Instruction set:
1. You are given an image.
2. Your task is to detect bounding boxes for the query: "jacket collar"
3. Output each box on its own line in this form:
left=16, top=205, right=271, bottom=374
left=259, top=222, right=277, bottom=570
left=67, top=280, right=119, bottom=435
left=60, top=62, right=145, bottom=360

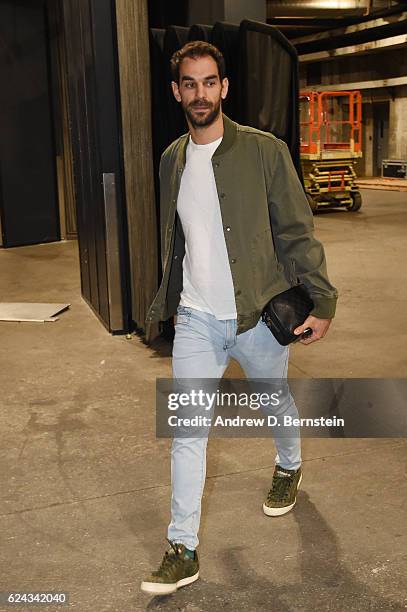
left=177, top=113, right=238, bottom=169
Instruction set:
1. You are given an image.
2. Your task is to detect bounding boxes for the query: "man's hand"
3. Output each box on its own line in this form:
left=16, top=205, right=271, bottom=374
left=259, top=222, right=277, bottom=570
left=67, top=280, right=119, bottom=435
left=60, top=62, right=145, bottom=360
left=293, top=315, right=332, bottom=345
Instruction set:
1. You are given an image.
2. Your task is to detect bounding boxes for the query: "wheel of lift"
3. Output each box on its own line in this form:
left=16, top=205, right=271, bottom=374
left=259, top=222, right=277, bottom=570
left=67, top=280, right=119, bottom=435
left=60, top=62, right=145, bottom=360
left=306, top=193, right=318, bottom=213
left=348, top=191, right=362, bottom=212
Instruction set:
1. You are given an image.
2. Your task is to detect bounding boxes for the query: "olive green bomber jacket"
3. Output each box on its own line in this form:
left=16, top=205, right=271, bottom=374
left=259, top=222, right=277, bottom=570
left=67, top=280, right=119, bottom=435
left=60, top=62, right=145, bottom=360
left=145, top=113, right=338, bottom=336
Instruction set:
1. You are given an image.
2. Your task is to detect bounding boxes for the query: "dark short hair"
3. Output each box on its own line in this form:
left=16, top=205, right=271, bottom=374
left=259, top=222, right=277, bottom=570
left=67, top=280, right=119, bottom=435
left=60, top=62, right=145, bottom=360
left=170, top=41, right=226, bottom=84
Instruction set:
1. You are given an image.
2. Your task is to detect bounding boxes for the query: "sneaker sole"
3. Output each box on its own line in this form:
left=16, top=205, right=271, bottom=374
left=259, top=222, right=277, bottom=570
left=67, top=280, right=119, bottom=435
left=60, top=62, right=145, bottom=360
left=262, top=473, right=303, bottom=517
left=140, top=570, right=199, bottom=595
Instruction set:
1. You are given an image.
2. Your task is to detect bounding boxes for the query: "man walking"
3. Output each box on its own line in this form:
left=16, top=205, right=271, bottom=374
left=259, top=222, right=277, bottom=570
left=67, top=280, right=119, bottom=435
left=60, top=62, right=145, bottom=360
left=141, top=41, right=337, bottom=595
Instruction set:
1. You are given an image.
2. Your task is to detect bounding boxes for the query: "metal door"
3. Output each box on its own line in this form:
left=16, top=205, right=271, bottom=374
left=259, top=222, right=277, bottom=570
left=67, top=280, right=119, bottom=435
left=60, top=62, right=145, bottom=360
left=373, top=102, right=389, bottom=177
left=61, top=0, right=130, bottom=332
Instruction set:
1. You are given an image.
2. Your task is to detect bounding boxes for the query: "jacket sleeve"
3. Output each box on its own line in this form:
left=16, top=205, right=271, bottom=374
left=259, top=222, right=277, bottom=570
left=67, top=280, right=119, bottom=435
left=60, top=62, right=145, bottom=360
left=265, top=138, right=338, bottom=319
left=158, top=152, right=172, bottom=270
left=158, top=156, right=166, bottom=269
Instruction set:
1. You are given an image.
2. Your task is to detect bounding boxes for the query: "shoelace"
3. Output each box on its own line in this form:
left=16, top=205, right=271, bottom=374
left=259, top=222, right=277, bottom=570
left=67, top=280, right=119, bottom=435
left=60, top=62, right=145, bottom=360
left=167, top=538, right=182, bottom=555
left=267, top=472, right=295, bottom=501
left=154, top=539, right=184, bottom=576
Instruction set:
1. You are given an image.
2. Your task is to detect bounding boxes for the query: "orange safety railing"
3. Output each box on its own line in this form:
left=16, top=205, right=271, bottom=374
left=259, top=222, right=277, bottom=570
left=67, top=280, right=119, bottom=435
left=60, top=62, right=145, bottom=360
left=300, top=90, right=362, bottom=156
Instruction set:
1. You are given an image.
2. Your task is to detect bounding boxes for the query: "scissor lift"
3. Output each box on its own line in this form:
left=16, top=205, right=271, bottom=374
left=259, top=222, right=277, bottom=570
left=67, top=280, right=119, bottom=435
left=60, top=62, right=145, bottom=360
left=300, top=90, right=363, bottom=212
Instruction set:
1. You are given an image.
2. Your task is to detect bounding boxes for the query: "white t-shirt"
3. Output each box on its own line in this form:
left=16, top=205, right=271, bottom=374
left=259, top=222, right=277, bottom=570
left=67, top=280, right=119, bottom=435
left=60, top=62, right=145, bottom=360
left=177, top=134, right=237, bottom=319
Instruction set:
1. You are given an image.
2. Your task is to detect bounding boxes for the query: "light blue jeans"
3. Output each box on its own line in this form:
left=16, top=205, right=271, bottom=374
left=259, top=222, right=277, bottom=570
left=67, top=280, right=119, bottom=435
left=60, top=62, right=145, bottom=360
left=167, top=305, right=301, bottom=550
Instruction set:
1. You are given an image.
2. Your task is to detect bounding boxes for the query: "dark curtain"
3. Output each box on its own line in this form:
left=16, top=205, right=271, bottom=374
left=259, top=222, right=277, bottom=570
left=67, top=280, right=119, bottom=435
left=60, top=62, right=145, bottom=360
left=163, top=26, right=189, bottom=145
left=211, top=22, right=240, bottom=120
left=237, top=20, right=302, bottom=177
left=188, top=24, right=213, bottom=42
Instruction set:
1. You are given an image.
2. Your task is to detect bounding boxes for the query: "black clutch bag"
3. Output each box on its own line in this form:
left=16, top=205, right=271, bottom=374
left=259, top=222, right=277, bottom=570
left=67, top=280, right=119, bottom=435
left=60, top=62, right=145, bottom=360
left=261, top=284, right=314, bottom=346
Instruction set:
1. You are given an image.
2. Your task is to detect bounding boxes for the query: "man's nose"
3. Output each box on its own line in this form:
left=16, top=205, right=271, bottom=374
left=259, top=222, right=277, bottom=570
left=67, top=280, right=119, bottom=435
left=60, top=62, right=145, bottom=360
left=196, top=83, right=205, bottom=98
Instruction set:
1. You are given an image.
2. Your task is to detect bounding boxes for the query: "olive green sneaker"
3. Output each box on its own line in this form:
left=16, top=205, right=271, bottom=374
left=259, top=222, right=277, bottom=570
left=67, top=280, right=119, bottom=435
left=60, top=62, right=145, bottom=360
left=140, top=540, right=199, bottom=595
left=263, top=465, right=302, bottom=517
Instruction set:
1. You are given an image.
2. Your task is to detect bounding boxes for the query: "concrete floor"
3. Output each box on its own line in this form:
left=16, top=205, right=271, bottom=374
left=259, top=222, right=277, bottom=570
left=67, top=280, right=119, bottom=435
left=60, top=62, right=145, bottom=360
left=0, top=189, right=406, bottom=611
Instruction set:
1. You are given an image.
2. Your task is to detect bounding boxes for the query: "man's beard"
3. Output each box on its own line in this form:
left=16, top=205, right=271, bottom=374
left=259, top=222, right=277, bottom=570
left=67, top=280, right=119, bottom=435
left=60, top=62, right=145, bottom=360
left=183, top=98, right=221, bottom=128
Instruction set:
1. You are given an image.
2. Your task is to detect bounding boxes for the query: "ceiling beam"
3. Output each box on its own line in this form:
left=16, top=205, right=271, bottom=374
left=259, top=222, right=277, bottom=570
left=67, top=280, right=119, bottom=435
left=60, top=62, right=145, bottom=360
left=305, top=76, right=407, bottom=90
left=299, top=33, right=407, bottom=62
left=293, top=11, right=407, bottom=43
left=267, top=0, right=369, bottom=18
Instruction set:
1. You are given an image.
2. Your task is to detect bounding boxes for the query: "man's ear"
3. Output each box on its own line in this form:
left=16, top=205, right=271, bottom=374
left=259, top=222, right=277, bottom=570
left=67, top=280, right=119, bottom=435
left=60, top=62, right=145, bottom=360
left=221, top=77, right=229, bottom=100
left=171, top=80, right=182, bottom=103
